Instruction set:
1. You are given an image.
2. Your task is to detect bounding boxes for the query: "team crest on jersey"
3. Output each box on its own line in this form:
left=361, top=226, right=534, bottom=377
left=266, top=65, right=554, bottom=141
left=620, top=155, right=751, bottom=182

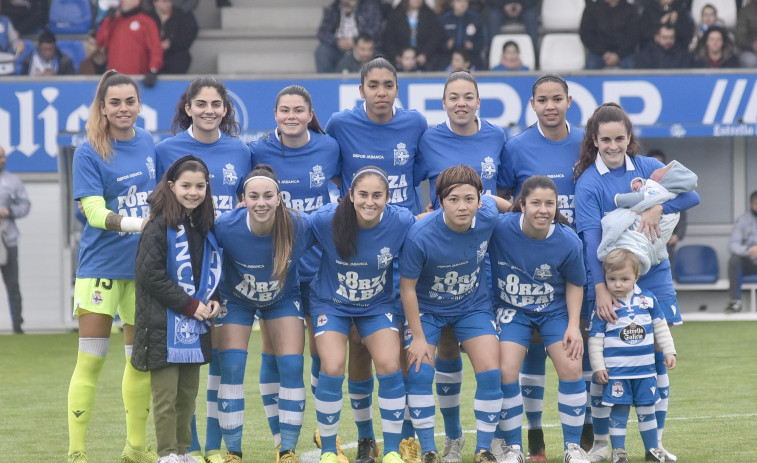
left=533, top=264, right=553, bottom=281
left=146, top=156, right=156, bottom=179
left=477, top=241, right=488, bottom=264
left=217, top=300, right=228, bottom=319
left=377, top=247, right=393, bottom=269
left=223, top=163, right=238, bottom=186
left=611, top=381, right=624, bottom=398
left=317, top=314, right=328, bottom=327
left=91, top=290, right=103, bottom=305
left=638, top=295, right=652, bottom=309
left=480, top=156, right=496, bottom=179
left=403, top=326, right=412, bottom=341
left=393, top=142, right=409, bottom=166
left=309, top=164, right=326, bottom=188
left=620, top=322, right=646, bottom=344
left=175, top=318, right=200, bottom=345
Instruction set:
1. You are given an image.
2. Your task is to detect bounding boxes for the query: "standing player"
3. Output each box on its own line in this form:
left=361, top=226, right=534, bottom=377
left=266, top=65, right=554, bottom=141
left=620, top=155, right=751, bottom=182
left=574, top=103, right=699, bottom=462
left=155, top=76, right=251, bottom=463
left=250, top=84, right=340, bottom=454
left=401, top=165, right=508, bottom=463
left=488, top=175, right=589, bottom=463
left=416, top=68, right=507, bottom=463
left=310, top=166, right=415, bottom=463
left=497, top=74, right=590, bottom=461
left=325, top=56, right=428, bottom=462
left=213, top=165, right=314, bottom=463
left=67, top=70, right=157, bottom=463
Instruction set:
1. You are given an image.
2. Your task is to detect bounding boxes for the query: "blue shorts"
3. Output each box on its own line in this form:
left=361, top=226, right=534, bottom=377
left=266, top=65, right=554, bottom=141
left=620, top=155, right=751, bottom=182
left=657, top=297, right=683, bottom=326
left=601, top=376, right=660, bottom=406
left=403, top=310, right=497, bottom=348
left=496, top=308, right=568, bottom=348
left=313, top=312, right=399, bottom=338
left=216, top=293, right=305, bottom=326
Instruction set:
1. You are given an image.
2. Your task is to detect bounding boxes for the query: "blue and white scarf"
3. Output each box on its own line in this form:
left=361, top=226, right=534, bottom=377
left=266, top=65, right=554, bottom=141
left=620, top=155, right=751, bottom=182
left=166, top=223, right=222, bottom=363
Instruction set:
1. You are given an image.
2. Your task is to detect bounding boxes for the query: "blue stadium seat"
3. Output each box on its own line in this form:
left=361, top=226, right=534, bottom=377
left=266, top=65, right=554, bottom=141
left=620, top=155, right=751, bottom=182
left=674, top=245, right=719, bottom=284
left=49, top=0, right=94, bottom=35
left=14, top=39, right=35, bottom=75
left=56, top=39, right=87, bottom=73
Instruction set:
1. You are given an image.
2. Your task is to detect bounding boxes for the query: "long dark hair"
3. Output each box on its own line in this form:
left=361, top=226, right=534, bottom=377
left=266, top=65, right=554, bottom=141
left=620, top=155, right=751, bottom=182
left=150, top=155, right=215, bottom=235
left=510, top=175, right=570, bottom=227
left=694, top=25, right=735, bottom=63
left=332, top=166, right=390, bottom=261
left=574, top=102, right=640, bottom=180
left=171, top=76, right=240, bottom=137
left=265, top=85, right=324, bottom=157
left=242, top=164, right=295, bottom=284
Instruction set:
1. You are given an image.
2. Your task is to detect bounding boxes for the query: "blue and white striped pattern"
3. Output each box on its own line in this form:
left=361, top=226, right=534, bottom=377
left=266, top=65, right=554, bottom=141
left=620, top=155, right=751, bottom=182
left=259, top=353, right=281, bottom=447
left=378, top=370, right=406, bottom=453
left=218, top=349, right=248, bottom=453
left=407, top=363, right=437, bottom=453
left=558, top=379, right=586, bottom=447
left=277, top=354, right=306, bottom=451
left=315, top=373, right=345, bottom=454
left=473, top=369, right=504, bottom=452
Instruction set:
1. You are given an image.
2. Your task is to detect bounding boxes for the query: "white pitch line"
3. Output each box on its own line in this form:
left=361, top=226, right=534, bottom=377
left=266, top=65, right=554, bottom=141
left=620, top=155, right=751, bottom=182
left=300, top=413, right=757, bottom=463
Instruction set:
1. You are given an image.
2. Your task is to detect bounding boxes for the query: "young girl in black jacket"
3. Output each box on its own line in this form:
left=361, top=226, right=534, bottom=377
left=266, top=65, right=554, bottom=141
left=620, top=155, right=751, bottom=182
left=132, top=155, right=221, bottom=463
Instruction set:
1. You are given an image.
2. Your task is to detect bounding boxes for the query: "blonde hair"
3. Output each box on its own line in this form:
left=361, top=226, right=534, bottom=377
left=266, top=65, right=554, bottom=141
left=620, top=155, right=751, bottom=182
left=85, top=70, right=140, bottom=161
left=602, top=248, right=640, bottom=278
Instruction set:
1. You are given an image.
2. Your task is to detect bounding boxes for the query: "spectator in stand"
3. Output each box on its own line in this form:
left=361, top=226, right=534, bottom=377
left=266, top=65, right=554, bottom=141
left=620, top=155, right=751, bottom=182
left=78, top=35, right=108, bottom=75
left=382, top=0, right=443, bottom=71
left=689, top=3, right=726, bottom=51
left=736, top=0, right=757, bottom=67
left=0, top=0, right=48, bottom=35
left=638, top=0, right=694, bottom=50
left=397, top=46, right=420, bottom=71
left=445, top=47, right=473, bottom=71
left=635, top=23, right=691, bottom=68
left=0, top=13, right=25, bottom=58
left=724, top=190, right=757, bottom=313
left=579, top=0, right=639, bottom=70
left=438, top=0, right=485, bottom=70
left=315, top=0, right=383, bottom=73
left=491, top=39, right=528, bottom=70
left=335, top=32, right=376, bottom=72
left=96, top=0, right=163, bottom=84
left=149, top=0, right=198, bottom=74
left=20, top=28, right=75, bottom=76
left=691, top=24, right=739, bottom=68
left=484, top=0, right=538, bottom=60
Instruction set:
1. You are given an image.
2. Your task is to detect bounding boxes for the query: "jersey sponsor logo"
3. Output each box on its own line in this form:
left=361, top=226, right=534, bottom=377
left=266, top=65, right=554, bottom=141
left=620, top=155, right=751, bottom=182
left=281, top=191, right=324, bottom=212
left=310, top=164, right=326, bottom=188
left=497, top=274, right=554, bottom=310
left=430, top=268, right=480, bottom=299
left=612, top=381, right=624, bottom=398
left=234, top=274, right=281, bottom=302
left=317, top=314, right=328, bottom=327
left=146, top=156, right=156, bottom=179
left=223, top=163, right=238, bottom=186
left=533, top=264, right=553, bottom=281
left=393, top=142, right=409, bottom=166
left=213, top=195, right=235, bottom=215
left=117, top=184, right=151, bottom=230
left=619, top=322, right=646, bottom=345
left=336, top=270, right=387, bottom=302
left=477, top=241, right=487, bottom=264
left=387, top=174, right=409, bottom=204
left=480, top=156, right=495, bottom=179
left=91, top=290, right=103, bottom=305
left=377, top=247, right=393, bottom=269
left=175, top=317, right=200, bottom=345
left=557, top=194, right=575, bottom=224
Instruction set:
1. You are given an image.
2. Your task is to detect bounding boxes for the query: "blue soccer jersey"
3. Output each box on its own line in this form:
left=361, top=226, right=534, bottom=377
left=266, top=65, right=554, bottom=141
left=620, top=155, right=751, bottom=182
left=488, top=212, right=586, bottom=314
left=214, top=207, right=313, bottom=310
left=400, top=195, right=498, bottom=316
left=325, top=103, right=427, bottom=213
left=499, top=123, right=584, bottom=225
left=418, top=119, right=506, bottom=209
left=309, top=203, right=416, bottom=317
left=250, top=129, right=341, bottom=282
left=575, top=155, right=699, bottom=301
left=589, top=286, right=666, bottom=379
left=73, top=127, right=157, bottom=279
left=155, top=128, right=251, bottom=216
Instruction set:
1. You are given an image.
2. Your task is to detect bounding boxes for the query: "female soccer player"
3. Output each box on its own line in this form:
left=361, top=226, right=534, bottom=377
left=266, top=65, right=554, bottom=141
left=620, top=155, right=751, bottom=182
left=155, top=76, right=251, bottom=462
left=310, top=166, right=415, bottom=463
left=67, top=70, right=157, bottom=463
left=401, top=165, right=509, bottom=463
left=416, top=68, right=507, bottom=462
left=574, top=102, right=700, bottom=462
left=250, top=84, right=340, bottom=451
left=488, top=175, right=588, bottom=463
left=213, top=165, right=313, bottom=463
left=497, top=74, right=590, bottom=460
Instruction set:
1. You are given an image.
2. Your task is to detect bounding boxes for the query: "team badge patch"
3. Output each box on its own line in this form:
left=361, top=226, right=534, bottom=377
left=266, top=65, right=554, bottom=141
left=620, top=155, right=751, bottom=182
left=620, top=322, right=646, bottom=345
left=175, top=318, right=200, bottom=345
left=146, top=156, right=156, bottom=179
left=393, top=142, right=409, bottom=166
left=317, top=314, right=328, bottom=327
left=91, top=290, right=103, bottom=305
left=638, top=295, right=652, bottom=309
left=612, top=381, right=624, bottom=398
left=533, top=264, right=553, bottom=281
left=129, top=20, right=140, bottom=31
left=477, top=241, right=488, bottom=264
left=377, top=247, right=393, bottom=269
left=403, top=326, right=412, bottom=341
left=217, top=302, right=228, bottom=319
left=480, top=156, right=496, bottom=179
left=309, top=164, right=326, bottom=188
left=223, top=163, right=238, bottom=186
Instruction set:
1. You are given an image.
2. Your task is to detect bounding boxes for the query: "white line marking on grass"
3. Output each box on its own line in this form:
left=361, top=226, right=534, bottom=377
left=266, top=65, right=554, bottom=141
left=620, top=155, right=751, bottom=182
left=300, top=413, right=757, bottom=462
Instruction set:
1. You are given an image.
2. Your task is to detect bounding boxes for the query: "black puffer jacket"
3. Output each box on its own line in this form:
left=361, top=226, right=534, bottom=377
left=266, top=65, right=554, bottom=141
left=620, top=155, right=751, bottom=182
left=132, top=214, right=212, bottom=372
